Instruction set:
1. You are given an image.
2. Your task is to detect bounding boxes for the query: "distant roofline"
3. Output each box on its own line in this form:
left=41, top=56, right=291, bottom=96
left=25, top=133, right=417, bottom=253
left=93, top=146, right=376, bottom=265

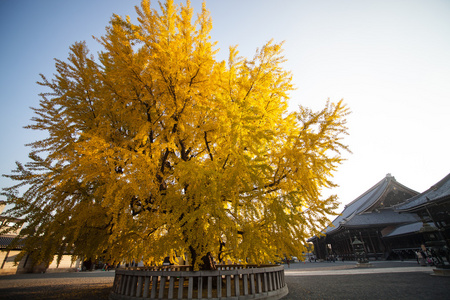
left=395, top=172, right=450, bottom=212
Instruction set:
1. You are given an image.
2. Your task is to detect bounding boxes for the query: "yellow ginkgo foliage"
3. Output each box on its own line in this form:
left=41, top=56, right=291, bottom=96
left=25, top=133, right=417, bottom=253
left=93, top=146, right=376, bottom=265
left=2, top=0, right=349, bottom=270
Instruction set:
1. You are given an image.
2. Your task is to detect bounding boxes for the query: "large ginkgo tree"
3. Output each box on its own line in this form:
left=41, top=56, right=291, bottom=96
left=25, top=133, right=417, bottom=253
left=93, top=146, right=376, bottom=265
left=2, top=0, right=349, bottom=270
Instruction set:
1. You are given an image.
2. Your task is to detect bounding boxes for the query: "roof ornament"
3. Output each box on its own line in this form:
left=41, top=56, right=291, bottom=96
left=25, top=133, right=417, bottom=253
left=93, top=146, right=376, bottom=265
left=386, top=173, right=396, bottom=180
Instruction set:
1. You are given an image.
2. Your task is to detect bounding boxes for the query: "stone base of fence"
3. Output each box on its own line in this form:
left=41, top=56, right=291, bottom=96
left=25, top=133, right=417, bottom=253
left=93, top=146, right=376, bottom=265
left=109, top=264, right=288, bottom=300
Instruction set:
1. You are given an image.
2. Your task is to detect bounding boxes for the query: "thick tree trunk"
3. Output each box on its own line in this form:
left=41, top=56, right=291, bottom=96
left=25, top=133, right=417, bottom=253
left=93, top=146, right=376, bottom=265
left=189, top=246, right=216, bottom=270
left=201, top=252, right=216, bottom=270
left=189, top=248, right=217, bottom=287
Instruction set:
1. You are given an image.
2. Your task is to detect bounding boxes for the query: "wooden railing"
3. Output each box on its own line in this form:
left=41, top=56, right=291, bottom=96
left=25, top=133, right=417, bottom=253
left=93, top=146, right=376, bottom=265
left=109, top=264, right=288, bottom=300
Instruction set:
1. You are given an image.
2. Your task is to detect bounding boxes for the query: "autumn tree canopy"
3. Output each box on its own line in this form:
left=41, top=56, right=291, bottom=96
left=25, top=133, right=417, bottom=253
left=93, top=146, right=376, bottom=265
left=2, top=0, right=349, bottom=269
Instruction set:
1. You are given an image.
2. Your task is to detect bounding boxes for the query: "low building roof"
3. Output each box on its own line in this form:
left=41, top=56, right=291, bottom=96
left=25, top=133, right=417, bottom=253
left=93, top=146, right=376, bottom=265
left=343, top=210, right=419, bottom=228
left=395, top=173, right=450, bottom=212
left=383, top=221, right=435, bottom=238
left=0, top=234, right=24, bottom=250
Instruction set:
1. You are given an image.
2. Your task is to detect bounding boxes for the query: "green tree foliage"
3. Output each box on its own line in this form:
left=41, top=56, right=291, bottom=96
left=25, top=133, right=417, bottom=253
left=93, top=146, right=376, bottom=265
left=2, top=0, right=350, bottom=269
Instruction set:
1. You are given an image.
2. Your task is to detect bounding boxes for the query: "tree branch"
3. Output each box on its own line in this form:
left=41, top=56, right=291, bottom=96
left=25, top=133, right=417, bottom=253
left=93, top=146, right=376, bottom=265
left=204, top=131, right=213, bottom=161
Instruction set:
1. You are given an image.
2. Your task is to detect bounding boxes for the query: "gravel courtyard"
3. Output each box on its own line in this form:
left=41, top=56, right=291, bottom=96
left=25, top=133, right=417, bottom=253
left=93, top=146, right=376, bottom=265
left=1, top=261, right=449, bottom=299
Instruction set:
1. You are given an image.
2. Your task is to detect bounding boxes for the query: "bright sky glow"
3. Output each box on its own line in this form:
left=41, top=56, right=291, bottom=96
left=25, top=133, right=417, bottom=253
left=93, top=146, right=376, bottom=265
left=1, top=0, right=449, bottom=210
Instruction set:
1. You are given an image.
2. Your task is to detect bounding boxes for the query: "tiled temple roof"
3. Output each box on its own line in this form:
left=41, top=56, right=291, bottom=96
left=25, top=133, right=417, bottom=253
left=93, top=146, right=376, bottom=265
left=309, top=174, right=418, bottom=241
left=342, top=209, right=419, bottom=228
left=395, top=172, right=450, bottom=212
left=382, top=221, right=431, bottom=238
left=0, top=234, right=24, bottom=249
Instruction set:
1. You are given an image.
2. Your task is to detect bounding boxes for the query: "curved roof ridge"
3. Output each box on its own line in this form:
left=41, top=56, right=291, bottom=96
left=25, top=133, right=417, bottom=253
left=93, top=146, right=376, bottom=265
left=361, top=176, right=419, bottom=213
left=344, top=174, right=390, bottom=209
left=391, top=177, right=420, bottom=195
left=321, top=174, right=391, bottom=235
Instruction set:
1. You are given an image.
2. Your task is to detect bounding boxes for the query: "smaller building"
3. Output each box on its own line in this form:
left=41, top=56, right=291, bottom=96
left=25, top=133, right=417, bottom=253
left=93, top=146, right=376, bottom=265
left=0, top=201, right=27, bottom=275
left=308, top=174, right=420, bottom=260
left=0, top=201, right=81, bottom=274
left=394, top=173, right=450, bottom=262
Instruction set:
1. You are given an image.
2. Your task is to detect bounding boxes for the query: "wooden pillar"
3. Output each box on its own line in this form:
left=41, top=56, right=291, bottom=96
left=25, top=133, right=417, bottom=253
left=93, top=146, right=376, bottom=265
left=377, top=229, right=388, bottom=255
left=348, top=232, right=354, bottom=259
left=346, top=237, right=352, bottom=254
left=359, top=231, right=368, bottom=253
left=368, top=231, right=377, bottom=254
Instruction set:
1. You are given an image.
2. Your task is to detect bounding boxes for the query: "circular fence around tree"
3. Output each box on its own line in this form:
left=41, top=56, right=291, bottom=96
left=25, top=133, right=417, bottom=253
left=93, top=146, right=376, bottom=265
left=109, top=264, right=288, bottom=300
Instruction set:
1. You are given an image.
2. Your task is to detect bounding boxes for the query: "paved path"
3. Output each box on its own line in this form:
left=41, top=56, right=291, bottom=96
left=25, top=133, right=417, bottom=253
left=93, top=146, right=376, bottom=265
left=282, top=261, right=450, bottom=299
left=283, top=260, right=434, bottom=276
left=0, top=261, right=449, bottom=299
left=0, top=270, right=115, bottom=300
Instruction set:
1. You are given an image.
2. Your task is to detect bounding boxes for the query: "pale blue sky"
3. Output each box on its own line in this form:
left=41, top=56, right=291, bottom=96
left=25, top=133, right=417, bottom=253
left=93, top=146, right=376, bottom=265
left=1, top=0, right=449, bottom=209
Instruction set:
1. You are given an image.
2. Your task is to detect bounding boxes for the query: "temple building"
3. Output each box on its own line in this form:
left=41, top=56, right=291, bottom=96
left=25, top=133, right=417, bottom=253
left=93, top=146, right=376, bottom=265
left=308, top=174, right=420, bottom=260
left=392, top=173, right=450, bottom=262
